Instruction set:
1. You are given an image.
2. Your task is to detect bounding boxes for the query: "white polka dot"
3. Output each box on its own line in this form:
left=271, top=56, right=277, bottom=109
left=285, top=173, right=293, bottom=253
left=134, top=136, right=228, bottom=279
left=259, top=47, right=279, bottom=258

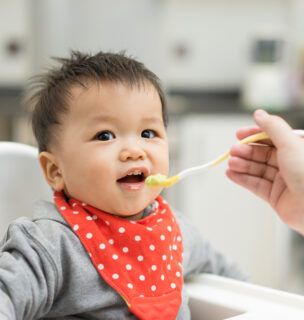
left=88, top=252, right=92, bottom=257
left=118, top=227, right=125, bottom=233
left=151, top=285, right=157, bottom=292
left=72, top=203, right=77, bottom=207
left=127, top=283, right=133, bottom=289
left=134, top=235, right=141, bottom=241
left=72, top=211, right=79, bottom=214
left=161, top=209, right=166, bottom=214
left=60, top=206, right=66, bottom=210
left=112, top=254, right=119, bottom=260
left=108, top=239, right=114, bottom=245
left=86, top=233, right=93, bottom=239
left=86, top=216, right=93, bottom=220
left=149, top=245, right=155, bottom=251
left=161, top=274, right=165, bottom=281
left=112, top=273, right=119, bottom=279
left=98, top=264, right=104, bottom=270
left=73, top=224, right=79, bottom=231
left=151, top=265, right=157, bottom=271
left=146, top=227, right=153, bottom=231
left=122, top=247, right=129, bottom=253
left=92, top=215, right=98, bottom=220
left=139, top=294, right=144, bottom=297
left=169, top=245, right=172, bottom=251
left=99, top=243, right=106, bottom=250
left=82, top=202, right=87, bottom=206
left=171, top=283, right=176, bottom=289
left=162, top=254, right=167, bottom=261
left=157, top=218, right=163, bottom=223
left=176, top=271, right=181, bottom=277
left=160, top=235, right=165, bottom=241
left=139, top=275, right=145, bottom=281
left=172, top=244, right=178, bottom=251
left=105, top=220, right=110, bottom=226
left=177, top=236, right=182, bottom=242
left=167, top=264, right=171, bottom=270
left=137, top=255, right=144, bottom=262
left=126, top=264, right=132, bottom=270
left=167, top=226, right=172, bottom=232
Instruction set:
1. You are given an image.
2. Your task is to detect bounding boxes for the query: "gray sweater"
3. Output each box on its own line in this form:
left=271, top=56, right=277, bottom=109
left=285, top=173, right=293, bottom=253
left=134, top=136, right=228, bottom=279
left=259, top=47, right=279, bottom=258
left=0, top=201, right=246, bottom=320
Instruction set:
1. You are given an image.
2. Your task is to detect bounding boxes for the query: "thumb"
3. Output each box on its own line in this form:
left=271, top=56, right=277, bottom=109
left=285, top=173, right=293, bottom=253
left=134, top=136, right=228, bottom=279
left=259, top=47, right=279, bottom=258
left=254, top=109, right=295, bottom=149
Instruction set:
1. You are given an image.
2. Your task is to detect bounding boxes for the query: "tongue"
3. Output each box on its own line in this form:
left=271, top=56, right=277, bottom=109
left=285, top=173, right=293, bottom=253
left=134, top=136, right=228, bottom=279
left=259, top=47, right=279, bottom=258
left=118, top=175, right=143, bottom=183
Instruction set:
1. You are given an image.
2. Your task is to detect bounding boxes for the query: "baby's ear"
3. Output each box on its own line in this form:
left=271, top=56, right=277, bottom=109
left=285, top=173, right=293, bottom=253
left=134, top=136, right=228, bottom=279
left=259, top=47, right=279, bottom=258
left=39, top=151, right=65, bottom=191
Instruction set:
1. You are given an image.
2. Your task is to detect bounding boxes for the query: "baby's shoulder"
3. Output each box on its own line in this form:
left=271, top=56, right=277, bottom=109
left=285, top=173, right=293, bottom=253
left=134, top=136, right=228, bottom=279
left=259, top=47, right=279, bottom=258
left=3, top=200, right=78, bottom=253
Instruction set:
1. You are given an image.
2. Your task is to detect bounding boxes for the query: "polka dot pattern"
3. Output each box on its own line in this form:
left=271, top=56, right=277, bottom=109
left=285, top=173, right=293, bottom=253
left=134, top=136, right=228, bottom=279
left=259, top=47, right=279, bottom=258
left=54, top=191, right=183, bottom=320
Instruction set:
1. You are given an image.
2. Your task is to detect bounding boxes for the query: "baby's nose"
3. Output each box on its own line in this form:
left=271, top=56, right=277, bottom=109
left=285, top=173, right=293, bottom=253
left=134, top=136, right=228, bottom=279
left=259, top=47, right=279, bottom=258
left=119, top=147, right=146, bottom=162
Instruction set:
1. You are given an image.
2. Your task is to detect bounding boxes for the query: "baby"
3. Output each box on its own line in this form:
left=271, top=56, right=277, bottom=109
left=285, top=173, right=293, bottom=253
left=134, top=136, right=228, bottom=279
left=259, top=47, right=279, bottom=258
left=0, top=51, right=246, bottom=319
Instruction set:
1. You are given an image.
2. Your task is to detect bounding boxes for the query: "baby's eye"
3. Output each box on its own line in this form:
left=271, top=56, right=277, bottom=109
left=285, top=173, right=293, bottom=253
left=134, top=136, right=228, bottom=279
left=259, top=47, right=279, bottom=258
left=141, top=129, right=156, bottom=139
left=95, top=130, right=115, bottom=141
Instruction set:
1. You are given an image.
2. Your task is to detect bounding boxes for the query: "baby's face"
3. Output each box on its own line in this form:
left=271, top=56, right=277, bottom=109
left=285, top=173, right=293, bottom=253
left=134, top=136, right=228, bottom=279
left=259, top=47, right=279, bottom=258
left=52, top=81, right=169, bottom=218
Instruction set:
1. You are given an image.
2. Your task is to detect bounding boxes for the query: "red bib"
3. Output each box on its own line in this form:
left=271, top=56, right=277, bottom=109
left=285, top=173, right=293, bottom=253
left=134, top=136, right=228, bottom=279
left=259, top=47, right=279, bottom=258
left=54, top=191, right=184, bottom=320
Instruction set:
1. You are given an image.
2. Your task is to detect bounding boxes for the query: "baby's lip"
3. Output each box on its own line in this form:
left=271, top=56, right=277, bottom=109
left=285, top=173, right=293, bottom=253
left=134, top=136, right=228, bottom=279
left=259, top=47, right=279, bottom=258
left=117, top=167, right=150, bottom=181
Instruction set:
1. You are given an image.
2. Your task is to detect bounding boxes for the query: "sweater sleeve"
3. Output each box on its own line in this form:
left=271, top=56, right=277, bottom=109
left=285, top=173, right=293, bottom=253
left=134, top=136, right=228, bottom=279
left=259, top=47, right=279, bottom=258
left=0, top=219, right=62, bottom=320
left=175, top=210, right=248, bottom=281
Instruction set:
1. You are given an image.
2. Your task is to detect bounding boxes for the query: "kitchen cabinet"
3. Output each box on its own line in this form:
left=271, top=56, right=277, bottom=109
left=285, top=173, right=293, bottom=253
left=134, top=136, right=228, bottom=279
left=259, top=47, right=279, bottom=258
left=0, top=0, right=33, bottom=86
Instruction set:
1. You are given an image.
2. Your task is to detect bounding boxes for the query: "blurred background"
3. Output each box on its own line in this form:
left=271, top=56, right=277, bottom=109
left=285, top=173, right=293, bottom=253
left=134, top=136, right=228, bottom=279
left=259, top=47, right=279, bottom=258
left=1, top=0, right=304, bottom=295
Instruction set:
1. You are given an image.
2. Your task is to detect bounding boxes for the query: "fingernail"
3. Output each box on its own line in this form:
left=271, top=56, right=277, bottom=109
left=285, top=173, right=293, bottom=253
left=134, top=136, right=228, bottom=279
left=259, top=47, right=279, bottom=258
left=255, top=109, right=268, bottom=118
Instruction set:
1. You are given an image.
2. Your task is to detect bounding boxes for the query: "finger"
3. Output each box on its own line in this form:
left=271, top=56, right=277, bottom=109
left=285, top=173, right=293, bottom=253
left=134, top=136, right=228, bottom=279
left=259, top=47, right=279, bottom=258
left=226, top=169, right=272, bottom=202
left=254, top=109, right=297, bottom=149
left=228, top=157, right=278, bottom=182
left=234, top=126, right=274, bottom=146
left=230, top=143, right=278, bottom=167
left=235, top=126, right=261, bottom=140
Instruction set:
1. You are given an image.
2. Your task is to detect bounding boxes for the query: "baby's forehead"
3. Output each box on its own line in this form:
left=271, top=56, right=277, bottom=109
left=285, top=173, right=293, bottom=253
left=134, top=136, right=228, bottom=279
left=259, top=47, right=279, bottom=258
left=64, top=80, right=161, bottom=117
left=67, top=80, right=158, bottom=106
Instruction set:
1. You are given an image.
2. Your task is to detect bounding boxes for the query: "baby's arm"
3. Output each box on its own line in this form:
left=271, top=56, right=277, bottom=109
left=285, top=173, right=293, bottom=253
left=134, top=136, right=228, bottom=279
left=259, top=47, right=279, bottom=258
left=175, top=210, right=248, bottom=281
left=0, top=219, right=60, bottom=320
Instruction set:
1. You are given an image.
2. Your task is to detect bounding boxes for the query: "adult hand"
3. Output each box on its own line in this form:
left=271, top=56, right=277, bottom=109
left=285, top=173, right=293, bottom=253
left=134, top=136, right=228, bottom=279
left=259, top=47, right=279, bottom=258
left=226, top=109, right=304, bottom=235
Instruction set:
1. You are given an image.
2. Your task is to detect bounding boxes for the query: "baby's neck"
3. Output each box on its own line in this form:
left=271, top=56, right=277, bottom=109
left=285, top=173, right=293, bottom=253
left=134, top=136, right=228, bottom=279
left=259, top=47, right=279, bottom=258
left=115, top=200, right=158, bottom=221
left=123, top=211, right=144, bottom=221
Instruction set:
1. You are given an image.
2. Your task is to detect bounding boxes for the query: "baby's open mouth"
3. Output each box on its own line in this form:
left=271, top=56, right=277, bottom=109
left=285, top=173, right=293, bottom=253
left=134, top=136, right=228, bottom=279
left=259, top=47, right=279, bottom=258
left=117, top=170, right=146, bottom=184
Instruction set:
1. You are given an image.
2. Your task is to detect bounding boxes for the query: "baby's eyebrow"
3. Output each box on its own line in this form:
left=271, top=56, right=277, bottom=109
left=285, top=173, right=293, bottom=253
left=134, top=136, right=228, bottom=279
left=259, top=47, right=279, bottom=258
left=141, top=117, right=163, bottom=125
left=88, top=115, right=116, bottom=125
left=88, top=115, right=163, bottom=126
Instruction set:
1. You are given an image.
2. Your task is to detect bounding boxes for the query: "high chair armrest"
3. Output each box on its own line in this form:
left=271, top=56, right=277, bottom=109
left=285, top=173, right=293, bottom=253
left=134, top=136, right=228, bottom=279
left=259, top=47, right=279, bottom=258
left=186, top=274, right=304, bottom=320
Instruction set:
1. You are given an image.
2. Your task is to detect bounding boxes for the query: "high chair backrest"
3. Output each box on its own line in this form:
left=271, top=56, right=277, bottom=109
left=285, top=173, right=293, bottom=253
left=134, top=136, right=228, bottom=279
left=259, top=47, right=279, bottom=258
left=0, top=142, right=52, bottom=237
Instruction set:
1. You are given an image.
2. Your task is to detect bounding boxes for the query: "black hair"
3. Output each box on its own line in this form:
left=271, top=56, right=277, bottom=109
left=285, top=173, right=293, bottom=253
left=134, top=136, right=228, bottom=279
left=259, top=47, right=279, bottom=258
left=28, top=51, right=168, bottom=152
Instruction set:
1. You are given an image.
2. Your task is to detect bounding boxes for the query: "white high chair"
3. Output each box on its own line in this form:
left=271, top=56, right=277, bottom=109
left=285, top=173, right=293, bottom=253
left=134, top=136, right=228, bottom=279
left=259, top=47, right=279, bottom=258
left=1, top=142, right=304, bottom=319
left=0, top=141, right=52, bottom=237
